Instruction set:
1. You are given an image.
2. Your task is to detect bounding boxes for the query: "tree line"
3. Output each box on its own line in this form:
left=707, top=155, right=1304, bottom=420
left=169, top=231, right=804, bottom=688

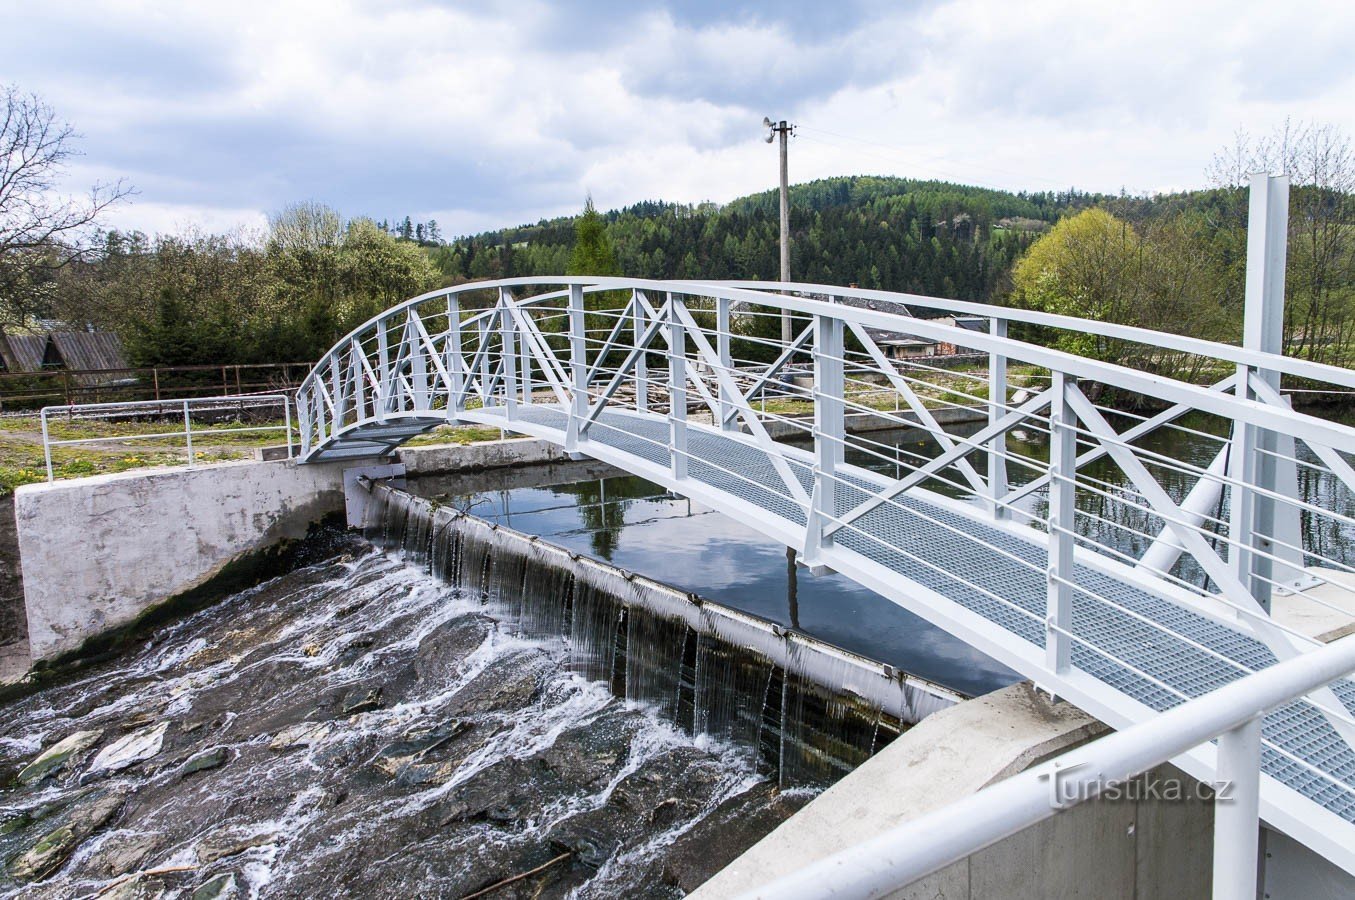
left=2, top=82, right=1351, bottom=377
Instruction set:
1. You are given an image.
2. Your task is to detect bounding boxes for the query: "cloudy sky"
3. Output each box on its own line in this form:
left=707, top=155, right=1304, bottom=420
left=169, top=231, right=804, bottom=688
left=5, top=0, right=1353, bottom=238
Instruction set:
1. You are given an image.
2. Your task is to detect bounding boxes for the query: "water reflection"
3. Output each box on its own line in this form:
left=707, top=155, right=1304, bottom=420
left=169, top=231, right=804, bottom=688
left=412, top=465, right=1019, bottom=698
left=409, top=409, right=1354, bottom=698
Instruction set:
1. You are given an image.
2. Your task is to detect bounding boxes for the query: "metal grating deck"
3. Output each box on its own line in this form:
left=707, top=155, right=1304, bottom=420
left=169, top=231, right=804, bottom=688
left=480, top=403, right=1355, bottom=825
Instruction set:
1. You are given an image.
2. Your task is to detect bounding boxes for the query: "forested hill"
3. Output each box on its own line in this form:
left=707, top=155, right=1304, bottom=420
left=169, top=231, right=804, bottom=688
left=432, top=176, right=1108, bottom=304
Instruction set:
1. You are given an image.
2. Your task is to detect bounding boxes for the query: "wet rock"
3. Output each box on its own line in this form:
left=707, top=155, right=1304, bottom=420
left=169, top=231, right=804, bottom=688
left=181, top=747, right=229, bottom=775
left=96, top=874, right=166, bottom=899
left=191, top=872, right=239, bottom=900
left=8, top=789, right=125, bottom=881
left=0, top=810, right=31, bottom=836
left=8, top=824, right=76, bottom=881
left=268, top=721, right=330, bottom=751
left=540, top=708, right=643, bottom=788
left=197, top=827, right=280, bottom=863
left=549, top=828, right=616, bottom=869
left=83, top=829, right=161, bottom=878
left=660, top=781, right=811, bottom=893
left=16, top=729, right=103, bottom=785
left=444, top=650, right=551, bottom=716
left=372, top=721, right=469, bottom=778
left=341, top=687, right=382, bottom=715
left=88, top=723, right=168, bottom=776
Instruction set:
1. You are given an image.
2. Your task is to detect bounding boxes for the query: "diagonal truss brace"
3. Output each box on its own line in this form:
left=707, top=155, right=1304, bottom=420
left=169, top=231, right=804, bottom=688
left=1064, top=385, right=1355, bottom=750
left=671, top=300, right=811, bottom=508
left=846, top=322, right=990, bottom=499
left=824, top=387, right=1056, bottom=538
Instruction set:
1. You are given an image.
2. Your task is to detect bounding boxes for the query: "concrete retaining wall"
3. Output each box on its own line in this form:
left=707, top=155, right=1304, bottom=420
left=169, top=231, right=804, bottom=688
left=11, top=437, right=567, bottom=665
left=16, top=459, right=351, bottom=662
left=694, top=682, right=1215, bottom=900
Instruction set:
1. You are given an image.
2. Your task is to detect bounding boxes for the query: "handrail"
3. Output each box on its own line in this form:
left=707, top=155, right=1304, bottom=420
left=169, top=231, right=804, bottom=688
left=737, top=632, right=1355, bottom=900
left=294, top=269, right=1355, bottom=871
left=297, top=279, right=1355, bottom=455
left=687, top=278, right=1355, bottom=391
left=297, top=276, right=1355, bottom=398
left=40, top=393, right=294, bottom=482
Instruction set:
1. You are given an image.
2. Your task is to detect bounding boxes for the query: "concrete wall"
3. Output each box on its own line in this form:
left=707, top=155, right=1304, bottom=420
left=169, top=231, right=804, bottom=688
left=12, top=437, right=567, bottom=665
left=16, top=458, right=351, bottom=662
left=695, top=682, right=1215, bottom=900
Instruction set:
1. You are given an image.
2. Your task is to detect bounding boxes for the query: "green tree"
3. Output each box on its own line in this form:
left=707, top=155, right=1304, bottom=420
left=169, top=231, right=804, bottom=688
left=567, top=197, right=619, bottom=277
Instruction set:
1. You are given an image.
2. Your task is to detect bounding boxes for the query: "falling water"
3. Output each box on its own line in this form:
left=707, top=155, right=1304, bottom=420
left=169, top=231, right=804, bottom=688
left=360, top=480, right=959, bottom=785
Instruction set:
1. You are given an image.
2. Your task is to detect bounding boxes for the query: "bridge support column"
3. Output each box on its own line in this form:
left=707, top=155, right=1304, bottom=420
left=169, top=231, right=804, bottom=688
left=477, top=316, right=492, bottom=411
left=1231, top=173, right=1305, bottom=610
left=1046, top=372, right=1077, bottom=675
left=668, top=294, right=688, bottom=480
left=634, top=292, right=648, bottom=414
left=565, top=284, right=586, bottom=454
left=446, top=293, right=466, bottom=418
left=1213, top=715, right=1261, bottom=900
left=803, top=314, right=843, bottom=575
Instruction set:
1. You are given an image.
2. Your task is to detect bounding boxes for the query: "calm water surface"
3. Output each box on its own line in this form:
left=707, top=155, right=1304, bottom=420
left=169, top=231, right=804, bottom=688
left=410, top=411, right=1355, bottom=699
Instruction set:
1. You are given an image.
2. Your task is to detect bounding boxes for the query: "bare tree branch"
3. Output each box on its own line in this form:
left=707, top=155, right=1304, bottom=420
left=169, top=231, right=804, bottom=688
left=0, top=85, right=134, bottom=329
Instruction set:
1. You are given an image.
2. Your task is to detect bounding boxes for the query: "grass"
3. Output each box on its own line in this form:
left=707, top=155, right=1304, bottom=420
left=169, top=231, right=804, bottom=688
left=750, top=366, right=1046, bottom=418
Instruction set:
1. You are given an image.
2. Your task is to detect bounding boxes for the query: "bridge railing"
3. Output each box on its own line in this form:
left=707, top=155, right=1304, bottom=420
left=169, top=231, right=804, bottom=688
left=297, top=273, right=1355, bottom=649
left=296, top=218, right=1355, bottom=860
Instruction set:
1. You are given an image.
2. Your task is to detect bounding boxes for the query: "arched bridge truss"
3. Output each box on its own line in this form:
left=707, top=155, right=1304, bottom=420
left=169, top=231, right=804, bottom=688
left=295, top=275, right=1355, bottom=872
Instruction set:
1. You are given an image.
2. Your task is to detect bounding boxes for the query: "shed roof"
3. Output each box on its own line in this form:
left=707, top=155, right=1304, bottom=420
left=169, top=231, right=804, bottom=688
left=0, top=335, right=50, bottom=373
left=49, top=331, right=129, bottom=372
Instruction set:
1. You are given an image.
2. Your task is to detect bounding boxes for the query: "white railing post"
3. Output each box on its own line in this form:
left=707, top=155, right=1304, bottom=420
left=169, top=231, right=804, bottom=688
left=717, top=296, right=736, bottom=431
left=183, top=399, right=195, bottom=467
left=477, top=316, right=491, bottom=409
left=41, top=408, right=53, bottom=482
left=296, top=395, right=310, bottom=458
left=1231, top=173, right=1293, bottom=612
left=350, top=341, right=366, bottom=421
left=668, top=293, right=688, bottom=479
left=1046, top=372, right=1077, bottom=674
left=408, top=314, right=429, bottom=412
left=804, top=313, right=844, bottom=570
left=446, top=293, right=465, bottom=416
left=634, top=291, right=648, bottom=413
left=519, top=307, right=533, bottom=408
left=284, top=396, right=295, bottom=459
left=565, top=284, right=586, bottom=452
left=330, top=356, right=346, bottom=433
left=499, top=288, right=517, bottom=420
left=1212, top=716, right=1261, bottom=900
left=988, top=316, right=1009, bottom=520
left=375, top=318, right=391, bottom=421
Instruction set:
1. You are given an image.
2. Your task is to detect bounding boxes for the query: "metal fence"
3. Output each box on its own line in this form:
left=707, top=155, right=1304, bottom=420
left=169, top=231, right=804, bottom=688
left=0, top=362, right=310, bottom=411
left=40, top=394, right=295, bottom=482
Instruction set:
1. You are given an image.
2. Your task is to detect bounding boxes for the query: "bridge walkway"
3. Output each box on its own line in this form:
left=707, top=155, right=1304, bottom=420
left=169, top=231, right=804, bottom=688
left=461, top=402, right=1355, bottom=831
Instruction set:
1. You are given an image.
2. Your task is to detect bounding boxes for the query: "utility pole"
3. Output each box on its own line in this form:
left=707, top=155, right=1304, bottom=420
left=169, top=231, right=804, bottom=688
left=765, top=117, right=795, bottom=343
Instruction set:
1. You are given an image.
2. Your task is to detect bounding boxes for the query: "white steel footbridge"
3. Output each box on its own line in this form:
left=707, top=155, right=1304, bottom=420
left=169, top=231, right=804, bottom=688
left=294, top=176, right=1355, bottom=893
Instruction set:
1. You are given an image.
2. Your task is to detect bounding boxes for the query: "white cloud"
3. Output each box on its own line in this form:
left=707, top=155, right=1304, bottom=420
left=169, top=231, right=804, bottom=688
left=4, top=0, right=1354, bottom=236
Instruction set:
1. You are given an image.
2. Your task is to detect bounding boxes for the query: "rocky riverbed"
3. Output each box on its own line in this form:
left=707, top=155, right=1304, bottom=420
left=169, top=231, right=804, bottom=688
left=0, top=530, right=812, bottom=898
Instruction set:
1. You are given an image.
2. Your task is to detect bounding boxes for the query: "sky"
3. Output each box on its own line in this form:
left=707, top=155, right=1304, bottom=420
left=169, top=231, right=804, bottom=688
left=4, top=0, right=1354, bottom=239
